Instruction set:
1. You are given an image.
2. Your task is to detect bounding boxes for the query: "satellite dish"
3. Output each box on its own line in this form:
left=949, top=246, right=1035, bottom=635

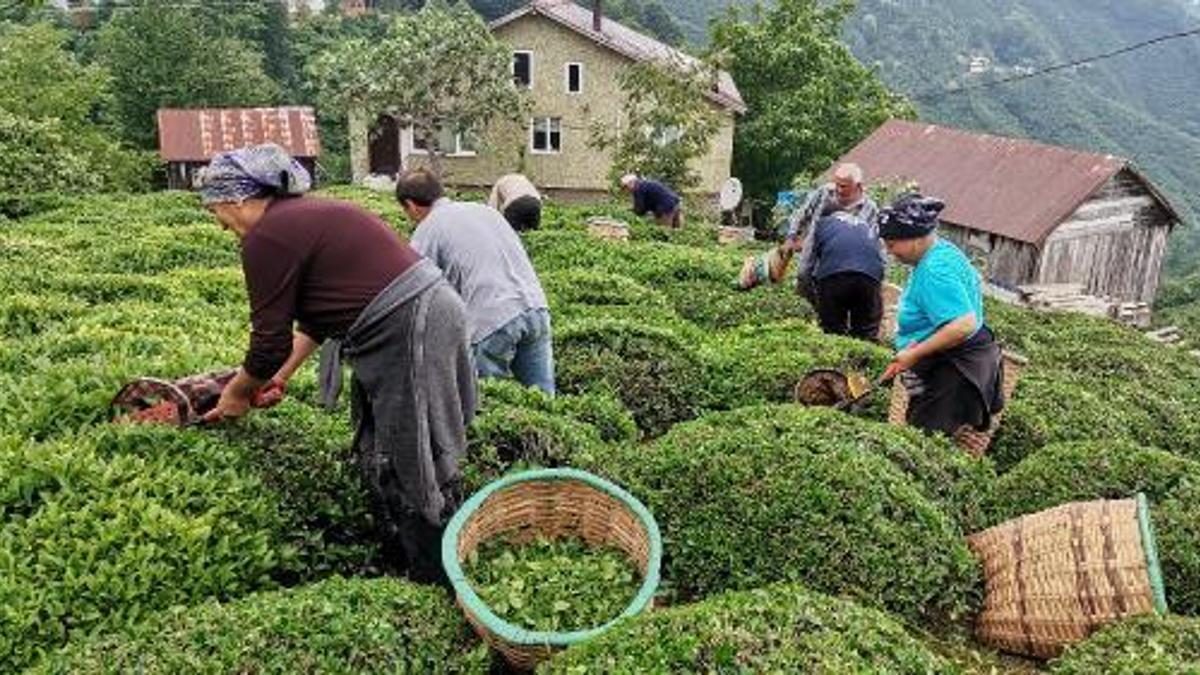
left=719, top=177, right=743, bottom=212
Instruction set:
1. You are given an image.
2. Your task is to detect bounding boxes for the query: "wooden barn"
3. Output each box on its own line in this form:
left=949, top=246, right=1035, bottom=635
left=156, top=107, right=321, bottom=191
left=837, top=120, right=1181, bottom=304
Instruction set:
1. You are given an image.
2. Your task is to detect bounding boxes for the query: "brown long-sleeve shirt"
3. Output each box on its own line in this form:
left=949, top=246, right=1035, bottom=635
left=240, top=196, right=421, bottom=380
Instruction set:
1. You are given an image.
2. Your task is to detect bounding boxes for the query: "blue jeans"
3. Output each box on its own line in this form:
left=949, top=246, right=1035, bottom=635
left=473, top=308, right=555, bottom=395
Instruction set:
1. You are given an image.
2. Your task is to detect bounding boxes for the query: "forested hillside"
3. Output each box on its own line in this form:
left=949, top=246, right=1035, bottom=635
left=843, top=0, right=1200, bottom=276
left=662, top=0, right=1200, bottom=276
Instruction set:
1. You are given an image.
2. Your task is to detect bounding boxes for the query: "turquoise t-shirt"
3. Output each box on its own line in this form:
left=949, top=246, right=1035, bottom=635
left=894, top=238, right=983, bottom=350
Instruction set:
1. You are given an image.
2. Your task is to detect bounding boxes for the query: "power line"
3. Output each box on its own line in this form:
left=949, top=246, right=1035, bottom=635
left=910, top=26, right=1200, bottom=102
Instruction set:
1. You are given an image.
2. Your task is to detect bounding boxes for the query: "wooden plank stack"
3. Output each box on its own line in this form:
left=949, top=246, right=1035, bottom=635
left=1009, top=283, right=1152, bottom=329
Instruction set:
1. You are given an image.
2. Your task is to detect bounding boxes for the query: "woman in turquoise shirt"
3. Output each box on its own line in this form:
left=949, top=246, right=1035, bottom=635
left=878, top=193, right=1004, bottom=436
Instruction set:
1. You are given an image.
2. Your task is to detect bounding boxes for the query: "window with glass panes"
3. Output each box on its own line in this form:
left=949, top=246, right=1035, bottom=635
left=531, top=117, right=561, bottom=153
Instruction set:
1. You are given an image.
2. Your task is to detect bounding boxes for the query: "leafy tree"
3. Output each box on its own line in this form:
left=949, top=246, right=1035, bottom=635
left=0, top=22, right=108, bottom=126
left=309, top=0, right=525, bottom=175
left=709, top=0, right=914, bottom=201
left=0, top=22, right=152, bottom=193
left=97, top=0, right=279, bottom=148
left=590, top=57, right=722, bottom=191
left=0, top=109, right=151, bottom=194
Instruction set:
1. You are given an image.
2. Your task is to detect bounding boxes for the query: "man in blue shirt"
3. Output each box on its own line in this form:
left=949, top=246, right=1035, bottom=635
left=878, top=193, right=1003, bottom=436
left=621, top=174, right=682, bottom=228
left=803, top=211, right=885, bottom=341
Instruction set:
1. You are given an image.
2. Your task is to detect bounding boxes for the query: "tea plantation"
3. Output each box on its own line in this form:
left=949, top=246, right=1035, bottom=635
left=3, top=188, right=1199, bottom=672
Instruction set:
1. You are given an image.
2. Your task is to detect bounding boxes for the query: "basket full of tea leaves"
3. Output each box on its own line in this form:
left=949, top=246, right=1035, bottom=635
left=441, top=468, right=662, bottom=670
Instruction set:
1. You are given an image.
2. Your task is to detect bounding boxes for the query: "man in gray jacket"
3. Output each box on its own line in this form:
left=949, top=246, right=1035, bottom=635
left=396, top=169, right=555, bottom=395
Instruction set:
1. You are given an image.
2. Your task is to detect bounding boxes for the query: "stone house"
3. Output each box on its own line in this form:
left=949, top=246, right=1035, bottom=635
left=351, top=0, right=745, bottom=198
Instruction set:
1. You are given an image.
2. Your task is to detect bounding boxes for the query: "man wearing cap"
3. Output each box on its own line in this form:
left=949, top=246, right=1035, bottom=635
left=878, top=193, right=1004, bottom=437
left=488, top=173, right=542, bottom=232
left=396, top=168, right=555, bottom=395
left=199, top=143, right=476, bottom=585
left=620, top=174, right=682, bottom=228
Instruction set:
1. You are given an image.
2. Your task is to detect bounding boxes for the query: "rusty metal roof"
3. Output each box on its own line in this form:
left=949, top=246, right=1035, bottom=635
left=835, top=119, right=1178, bottom=245
left=157, top=107, right=321, bottom=162
left=491, top=0, right=746, bottom=113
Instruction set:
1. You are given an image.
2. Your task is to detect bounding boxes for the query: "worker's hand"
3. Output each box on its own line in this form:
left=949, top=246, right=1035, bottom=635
left=203, top=387, right=253, bottom=423
left=252, top=377, right=287, bottom=408
left=881, top=347, right=920, bottom=383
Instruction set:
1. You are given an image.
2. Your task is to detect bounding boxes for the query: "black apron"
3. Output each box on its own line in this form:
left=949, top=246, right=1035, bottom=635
left=901, top=326, right=1004, bottom=436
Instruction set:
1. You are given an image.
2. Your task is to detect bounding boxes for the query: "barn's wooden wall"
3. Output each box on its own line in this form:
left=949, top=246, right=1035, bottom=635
left=939, top=170, right=1174, bottom=303
left=1035, top=170, right=1174, bottom=303
left=940, top=224, right=1039, bottom=291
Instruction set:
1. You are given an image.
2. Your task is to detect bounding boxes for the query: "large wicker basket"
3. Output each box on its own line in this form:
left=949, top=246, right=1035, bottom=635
left=441, top=468, right=662, bottom=671
left=966, top=494, right=1168, bottom=659
left=887, top=349, right=1028, bottom=456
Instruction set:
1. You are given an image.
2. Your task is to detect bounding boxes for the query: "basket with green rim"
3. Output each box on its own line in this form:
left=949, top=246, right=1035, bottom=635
left=441, top=468, right=662, bottom=670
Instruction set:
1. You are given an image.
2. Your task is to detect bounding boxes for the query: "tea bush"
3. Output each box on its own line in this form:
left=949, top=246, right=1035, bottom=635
left=652, top=405, right=996, bottom=532
left=988, top=302, right=1200, bottom=468
left=34, top=576, right=488, bottom=674
left=554, top=318, right=709, bottom=436
left=574, top=407, right=982, bottom=625
left=699, top=320, right=890, bottom=411
left=980, top=441, right=1200, bottom=527
left=1154, top=482, right=1200, bottom=616
left=478, top=379, right=637, bottom=445
left=0, top=433, right=283, bottom=672
left=540, top=584, right=955, bottom=673
left=1049, top=613, right=1200, bottom=674
left=464, top=405, right=605, bottom=494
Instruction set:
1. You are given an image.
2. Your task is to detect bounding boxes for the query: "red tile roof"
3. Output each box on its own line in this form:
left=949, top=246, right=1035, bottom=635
left=157, top=107, right=321, bottom=162
left=835, top=119, right=1178, bottom=244
left=491, top=0, right=746, bottom=113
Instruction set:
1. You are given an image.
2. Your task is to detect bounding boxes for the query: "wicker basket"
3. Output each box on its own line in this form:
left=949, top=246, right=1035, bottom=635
left=967, top=494, right=1168, bottom=659
left=877, top=282, right=903, bottom=342
left=441, top=468, right=662, bottom=671
left=586, top=217, right=630, bottom=242
left=888, top=349, right=1027, bottom=456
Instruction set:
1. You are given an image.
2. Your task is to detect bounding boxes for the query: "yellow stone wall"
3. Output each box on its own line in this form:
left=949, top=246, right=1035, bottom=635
left=413, top=14, right=735, bottom=196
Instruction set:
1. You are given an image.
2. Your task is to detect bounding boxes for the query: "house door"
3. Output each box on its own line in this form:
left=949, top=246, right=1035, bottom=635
left=368, top=115, right=400, bottom=176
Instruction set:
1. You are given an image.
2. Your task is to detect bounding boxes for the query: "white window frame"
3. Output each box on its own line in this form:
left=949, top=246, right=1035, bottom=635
left=512, top=50, right=534, bottom=90
left=564, top=62, right=583, bottom=94
left=408, top=126, right=477, bottom=157
left=530, top=116, right=562, bottom=155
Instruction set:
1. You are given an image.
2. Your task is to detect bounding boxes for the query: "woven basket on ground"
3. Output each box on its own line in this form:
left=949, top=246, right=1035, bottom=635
left=966, top=494, right=1168, bottom=659
left=441, top=468, right=662, bottom=671
left=585, top=217, right=630, bottom=242
left=887, top=349, right=1028, bottom=456
left=877, top=282, right=903, bottom=342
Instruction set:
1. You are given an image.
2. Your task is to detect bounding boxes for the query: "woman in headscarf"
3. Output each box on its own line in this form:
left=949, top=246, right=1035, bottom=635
left=878, top=193, right=1004, bottom=437
left=199, top=143, right=476, bottom=585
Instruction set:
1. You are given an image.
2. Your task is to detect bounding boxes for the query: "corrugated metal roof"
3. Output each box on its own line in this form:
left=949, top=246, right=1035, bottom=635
left=491, top=0, right=746, bottom=113
left=157, top=107, right=321, bottom=162
left=834, top=119, right=1172, bottom=245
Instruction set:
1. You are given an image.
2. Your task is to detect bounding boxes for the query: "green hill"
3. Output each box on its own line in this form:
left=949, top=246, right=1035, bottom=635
left=661, top=0, right=1200, bottom=276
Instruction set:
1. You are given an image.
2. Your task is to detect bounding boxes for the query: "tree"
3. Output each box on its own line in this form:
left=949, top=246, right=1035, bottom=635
left=709, top=0, right=914, bottom=201
left=97, top=0, right=279, bottom=148
left=0, top=23, right=152, bottom=193
left=590, top=57, right=722, bottom=190
left=0, top=22, right=108, bottom=126
left=309, top=1, right=525, bottom=175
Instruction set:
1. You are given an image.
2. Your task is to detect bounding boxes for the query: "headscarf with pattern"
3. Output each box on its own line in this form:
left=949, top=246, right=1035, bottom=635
left=876, top=192, right=946, bottom=240
left=197, top=142, right=312, bottom=206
